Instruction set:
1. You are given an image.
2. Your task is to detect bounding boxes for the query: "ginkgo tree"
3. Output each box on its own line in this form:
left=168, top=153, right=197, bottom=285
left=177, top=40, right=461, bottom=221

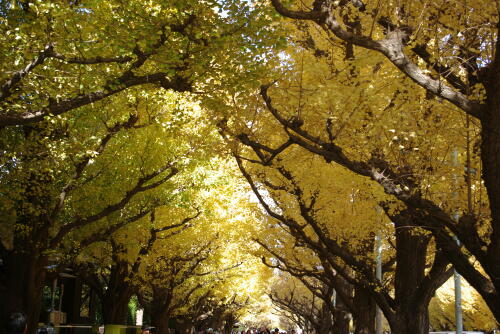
left=218, top=110, right=384, bottom=333
left=429, top=277, right=497, bottom=332
left=75, top=203, right=201, bottom=326
left=229, top=138, right=455, bottom=334
left=132, top=163, right=273, bottom=334
left=0, top=1, right=283, bottom=332
left=0, top=0, right=278, bottom=127
left=217, top=23, right=478, bottom=331
left=263, top=0, right=500, bottom=325
left=0, top=87, right=220, bottom=333
left=269, top=270, right=338, bottom=334
left=212, top=2, right=494, bottom=333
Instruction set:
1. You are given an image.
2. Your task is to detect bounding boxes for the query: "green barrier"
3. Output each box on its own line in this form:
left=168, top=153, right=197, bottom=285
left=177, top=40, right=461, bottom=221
left=103, top=325, right=142, bottom=334
left=104, top=324, right=123, bottom=334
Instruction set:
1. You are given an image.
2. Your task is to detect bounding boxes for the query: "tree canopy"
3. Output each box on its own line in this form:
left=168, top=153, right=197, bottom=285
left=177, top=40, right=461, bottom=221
left=1, top=1, right=500, bottom=334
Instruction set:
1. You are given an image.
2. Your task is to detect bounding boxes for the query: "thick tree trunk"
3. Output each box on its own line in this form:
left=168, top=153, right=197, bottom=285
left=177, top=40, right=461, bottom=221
left=3, top=250, right=47, bottom=334
left=101, top=261, right=134, bottom=324
left=480, top=50, right=500, bottom=321
left=389, top=221, right=430, bottom=334
left=318, top=301, right=333, bottom=334
left=151, top=308, right=171, bottom=334
left=223, top=314, right=237, bottom=334
left=223, top=320, right=234, bottom=334
left=332, top=308, right=350, bottom=334
left=353, top=286, right=375, bottom=334
left=151, top=288, right=173, bottom=334
left=101, top=293, right=131, bottom=325
left=177, top=319, right=194, bottom=334
left=483, top=35, right=500, bottom=259
left=208, top=308, right=224, bottom=331
left=390, top=307, right=429, bottom=334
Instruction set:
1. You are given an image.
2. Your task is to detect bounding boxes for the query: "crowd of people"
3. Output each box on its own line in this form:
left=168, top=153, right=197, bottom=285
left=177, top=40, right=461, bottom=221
left=194, top=327, right=296, bottom=334
left=237, top=328, right=296, bottom=334
left=5, top=313, right=298, bottom=334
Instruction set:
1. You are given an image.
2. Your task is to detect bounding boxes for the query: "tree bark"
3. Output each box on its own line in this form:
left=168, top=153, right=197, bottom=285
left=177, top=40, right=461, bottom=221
left=390, top=307, right=429, bottom=334
left=100, top=260, right=134, bottom=325
left=387, top=221, right=430, bottom=334
left=332, top=308, right=350, bottom=334
left=482, top=53, right=500, bottom=307
left=223, top=319, right=235, bottom=334
left=101, top=293, right=131, bottom=325
left=223, top=313, right=237, bottom=334
left=353, top=286, right=375, bottom=334
left=2, top=249, right=47, bottom=334
left=151, top=308, right=171, bottom=334
left=177, top=319, right=194, bottom=334
left=150, top=288, right=173, bottom=334
left=318, top=301, right=333, bottom=334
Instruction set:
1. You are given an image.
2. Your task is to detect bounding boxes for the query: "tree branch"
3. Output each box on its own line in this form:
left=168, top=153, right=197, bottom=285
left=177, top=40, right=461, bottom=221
left=50, top=113, right=140, bottom=221
left=270, top=0, right=483, bottom=119
left=49, top=162, right=178, bottom=248
left=50, top=52, right=133, bottom=64
left=0, top=72, right=191, bottom=127
left=0, top=44, right=54, bottom=102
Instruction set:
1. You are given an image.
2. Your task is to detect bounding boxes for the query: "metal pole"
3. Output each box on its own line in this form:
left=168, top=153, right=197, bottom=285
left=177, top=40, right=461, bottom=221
left=375, top=233, right=383, bottom=334
left=454, top=265, right=463, bottom=334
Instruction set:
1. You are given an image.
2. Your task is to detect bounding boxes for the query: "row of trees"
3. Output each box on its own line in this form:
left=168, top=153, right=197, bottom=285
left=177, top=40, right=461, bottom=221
left=0, top=1, right=280, bottom=333
left=73, top=180, right=268, bottom=334
left=218, top=1, right=500, bottom=334
left=268, top=270, right=495, bottom=334
left=2, top=1, right=500, bottom=334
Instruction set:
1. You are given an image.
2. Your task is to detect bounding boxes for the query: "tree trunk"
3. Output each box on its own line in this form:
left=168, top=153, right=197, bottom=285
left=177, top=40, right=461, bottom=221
left=208, top=308, right=224, bottom=331
left=332, top=272, right=354, bottom=334
left=223, top=320, right=234, bottom=334
left=353, top=286, right=375, bottom=334
left=480, top=57, right=500, bottom=321
left=318, top=300, right=333, bottom=334
left=223, top=314, right=236, bottom=334
left=150, top=287, right=173, bottom=334
left=101, top=261, right=134, bottom=324
left=151, top=308, right=171, bottom=334
left=3, top=250, right=47, bottom=334
left=390, top=306, right=429, bottom=334
left=389, top=220, right=430, bottom=334
left=332, top=308, right=350, bottom=334
left=332, top=276, right=351, bottom=334
left=101, top=293, right=131, bottom=325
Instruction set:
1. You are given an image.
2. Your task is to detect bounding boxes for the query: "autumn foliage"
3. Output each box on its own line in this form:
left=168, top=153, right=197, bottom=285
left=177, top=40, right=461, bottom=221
left=1, top=1, right=500, bottom=334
